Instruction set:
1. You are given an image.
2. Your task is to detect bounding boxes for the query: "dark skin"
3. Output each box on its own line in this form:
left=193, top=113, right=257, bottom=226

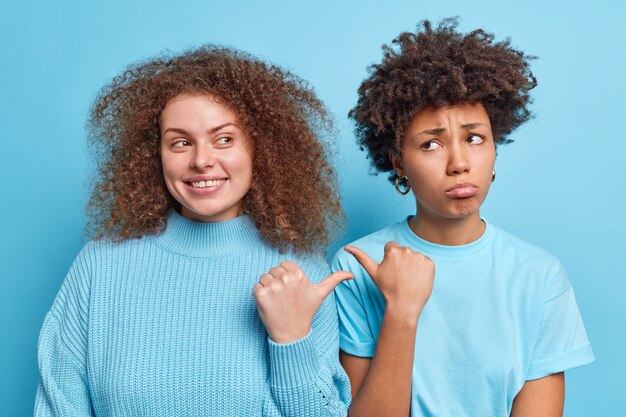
left=341, top=242, right=434, bottom=417
left=341, top=103, right=565, bottom=417
left=510, top=373, right=564, bottom=417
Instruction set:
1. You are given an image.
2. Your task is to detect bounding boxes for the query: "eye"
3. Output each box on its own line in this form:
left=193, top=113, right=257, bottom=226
left=215, top=136, right=233, bottom=145
left=172, top=139, right=191, bottom=148
left=467, top=134, right=485, bottom=144
left=421, top=140, right=442, bottom=151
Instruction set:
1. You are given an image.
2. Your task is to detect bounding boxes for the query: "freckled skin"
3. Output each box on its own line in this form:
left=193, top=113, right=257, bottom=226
left=159, top=94, right=253, bottom=223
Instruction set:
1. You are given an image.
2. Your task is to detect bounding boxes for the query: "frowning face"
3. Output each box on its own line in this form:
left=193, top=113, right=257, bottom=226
left=393, top=102, right=496, bottom=226
left=160, top=94, right=253, bottom=223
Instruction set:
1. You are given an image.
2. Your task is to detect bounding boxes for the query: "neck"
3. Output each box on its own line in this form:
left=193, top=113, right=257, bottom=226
left=409, top=211, right=485, bottom=246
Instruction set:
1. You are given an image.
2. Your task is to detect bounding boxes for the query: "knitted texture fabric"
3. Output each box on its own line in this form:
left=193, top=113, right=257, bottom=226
left=35, top=211, right=351, bottom=416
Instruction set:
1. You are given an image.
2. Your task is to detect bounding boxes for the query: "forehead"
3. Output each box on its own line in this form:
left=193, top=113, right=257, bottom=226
left=160, top=94, right=240, bottom=128
left=408, top=102, right=491, bottom=130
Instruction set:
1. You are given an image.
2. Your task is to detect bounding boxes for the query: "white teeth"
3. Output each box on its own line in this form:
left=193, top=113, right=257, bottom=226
left=190, top=179, right=227, bottom=188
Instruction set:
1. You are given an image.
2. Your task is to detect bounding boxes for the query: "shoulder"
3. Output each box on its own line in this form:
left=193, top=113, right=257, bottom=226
left=331, top=221, right=404, bottom=271
left=330, top=221, right=406, bottom=296
left=490, top=224, right=563, bottom=270
left=284, top=250, right=330, bottom=285
left=488, top=223, right=570, bottom=296
left=80, top=234, right=150, bottom=257
left=69, top=235, right=157, bottom=278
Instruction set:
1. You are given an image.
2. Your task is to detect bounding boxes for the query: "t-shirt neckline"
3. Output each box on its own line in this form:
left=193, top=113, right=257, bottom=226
left=396, top=215, right=494, bottom=257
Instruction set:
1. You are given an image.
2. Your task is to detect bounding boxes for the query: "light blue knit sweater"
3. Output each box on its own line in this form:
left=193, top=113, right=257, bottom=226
left=35, top=211, right=351, bottom=416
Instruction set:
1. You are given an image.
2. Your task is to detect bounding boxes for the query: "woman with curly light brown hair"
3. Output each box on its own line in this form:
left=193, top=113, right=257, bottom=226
left=331, top=18, right=594, bottom=417
left=34, top=46, right=351, bottom=416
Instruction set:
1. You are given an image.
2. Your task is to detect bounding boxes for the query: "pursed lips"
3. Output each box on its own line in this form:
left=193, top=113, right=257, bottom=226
left=446, top=182, right=478, bottom=198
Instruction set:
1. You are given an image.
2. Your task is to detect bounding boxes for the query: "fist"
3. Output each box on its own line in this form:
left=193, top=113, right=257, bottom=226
left=344, top=241, right=434, bottom=316
left=253, top=260, right=353, bottom=344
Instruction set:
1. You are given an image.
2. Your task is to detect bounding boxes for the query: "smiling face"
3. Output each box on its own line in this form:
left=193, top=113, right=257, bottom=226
left=393, top=102, right=496, bottom=228
left=159, top=94, right=253, bottom=223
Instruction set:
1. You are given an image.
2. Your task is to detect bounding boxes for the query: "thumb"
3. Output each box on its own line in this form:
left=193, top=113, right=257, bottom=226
left=315, top=271, right=354, bottom=299
left=344, top=245, right=379, bottom=279
left=383, top=241, right=400, bottom=254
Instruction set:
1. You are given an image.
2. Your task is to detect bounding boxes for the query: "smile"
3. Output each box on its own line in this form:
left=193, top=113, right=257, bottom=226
left=188, top=179, right=227, bottom=188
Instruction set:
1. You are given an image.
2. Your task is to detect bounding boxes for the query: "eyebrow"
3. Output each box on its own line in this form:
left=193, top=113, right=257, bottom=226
left=460, top=122, right=488, bottom=130
left=163, top=122, right=238, bottom=135
left=414, top=122, right=488, bottom=137
left=414, top=127, right=446, bottom=136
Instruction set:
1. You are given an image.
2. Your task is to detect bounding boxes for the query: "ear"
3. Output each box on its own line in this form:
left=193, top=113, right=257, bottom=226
left=389, top=150, right=404, bottom=175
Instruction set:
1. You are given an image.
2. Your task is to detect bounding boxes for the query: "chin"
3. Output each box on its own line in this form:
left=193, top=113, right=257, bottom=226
left=448, top=200, right=480, bottom=218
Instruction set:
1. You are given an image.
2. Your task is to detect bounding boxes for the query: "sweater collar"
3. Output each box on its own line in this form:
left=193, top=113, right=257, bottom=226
left=151, top=210, right=267, bottom=258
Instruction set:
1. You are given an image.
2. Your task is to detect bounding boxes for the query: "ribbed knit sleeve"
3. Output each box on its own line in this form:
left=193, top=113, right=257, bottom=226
left=34, top=243, right=95, bottom=416
left=262, top=255, right=351, bottom=417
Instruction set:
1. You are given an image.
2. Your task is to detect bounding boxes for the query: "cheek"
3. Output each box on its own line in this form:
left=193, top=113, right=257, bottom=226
left=241, top=160, right=254, bottom=190
left=160, top=161, right=176, bottom=181
left=226, top=149, right=254, bottom=182
left=159, top=156, right=186, bottom=188
left=475, top=155, right=496, bottom=180
left=404, top=159, right=439, bottom=187
left=159, top=151, right=172, bottom=171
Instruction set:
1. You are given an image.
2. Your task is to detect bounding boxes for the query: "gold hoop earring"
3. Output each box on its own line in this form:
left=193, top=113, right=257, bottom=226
left=491, top=170, right=496, bottom=183
left=395, top=175, right=411, bottom=195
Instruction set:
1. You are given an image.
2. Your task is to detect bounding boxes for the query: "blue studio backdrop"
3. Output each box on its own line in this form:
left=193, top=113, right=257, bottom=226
left=1, top=0, right=624, bottom=415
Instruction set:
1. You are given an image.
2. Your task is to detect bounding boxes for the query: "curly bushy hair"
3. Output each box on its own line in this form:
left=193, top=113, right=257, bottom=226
left=350, top=18, right=537, bottom=183
left=87, top=45, right=342, bottom=252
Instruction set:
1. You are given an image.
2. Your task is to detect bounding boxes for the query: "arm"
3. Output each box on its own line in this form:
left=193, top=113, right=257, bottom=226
left=510, top=373, right=564, bottom=417
left=255, top=259, right=352, bottom=416
left=34, top=246, right=95, bottom=416
left=35, top=314, right=94, bottom=416
left=341, top=303, right=419, bottom=417
left=340, top=243, right=434, bottom=417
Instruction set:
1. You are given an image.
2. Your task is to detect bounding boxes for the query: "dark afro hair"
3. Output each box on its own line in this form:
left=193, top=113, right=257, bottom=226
left=349, top=17, right=537, bottom=184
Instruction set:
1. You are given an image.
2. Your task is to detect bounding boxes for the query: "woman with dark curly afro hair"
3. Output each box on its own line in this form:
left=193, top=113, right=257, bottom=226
left=331, top=19, right=594, bottom=417
left=34, top=46, right=352, bottom=416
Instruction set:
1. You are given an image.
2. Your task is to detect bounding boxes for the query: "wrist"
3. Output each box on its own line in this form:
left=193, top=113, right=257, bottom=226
left=268, top=325, right=312, bottom=344
left=384, top=302, right=422, bottom=327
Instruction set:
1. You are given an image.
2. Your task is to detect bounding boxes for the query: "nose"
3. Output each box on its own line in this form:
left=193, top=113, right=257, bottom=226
left=191, top=145, right=216, bottom=170
left=446, top=145, right=470, bottom=176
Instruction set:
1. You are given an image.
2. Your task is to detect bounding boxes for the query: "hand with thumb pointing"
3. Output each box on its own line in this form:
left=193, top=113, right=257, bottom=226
left=344, top=241, right=434, bottom=317
left=253, top=260, right=353, bottom=344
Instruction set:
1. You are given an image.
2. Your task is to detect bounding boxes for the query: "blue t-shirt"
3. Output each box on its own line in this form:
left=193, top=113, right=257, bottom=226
left=332, top=217, right=594, bottom=417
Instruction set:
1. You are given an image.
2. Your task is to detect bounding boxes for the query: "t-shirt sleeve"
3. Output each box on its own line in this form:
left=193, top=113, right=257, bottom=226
left=331, top=252, right=377, bottom=358
left=526, top=263, right=595, bottom=380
